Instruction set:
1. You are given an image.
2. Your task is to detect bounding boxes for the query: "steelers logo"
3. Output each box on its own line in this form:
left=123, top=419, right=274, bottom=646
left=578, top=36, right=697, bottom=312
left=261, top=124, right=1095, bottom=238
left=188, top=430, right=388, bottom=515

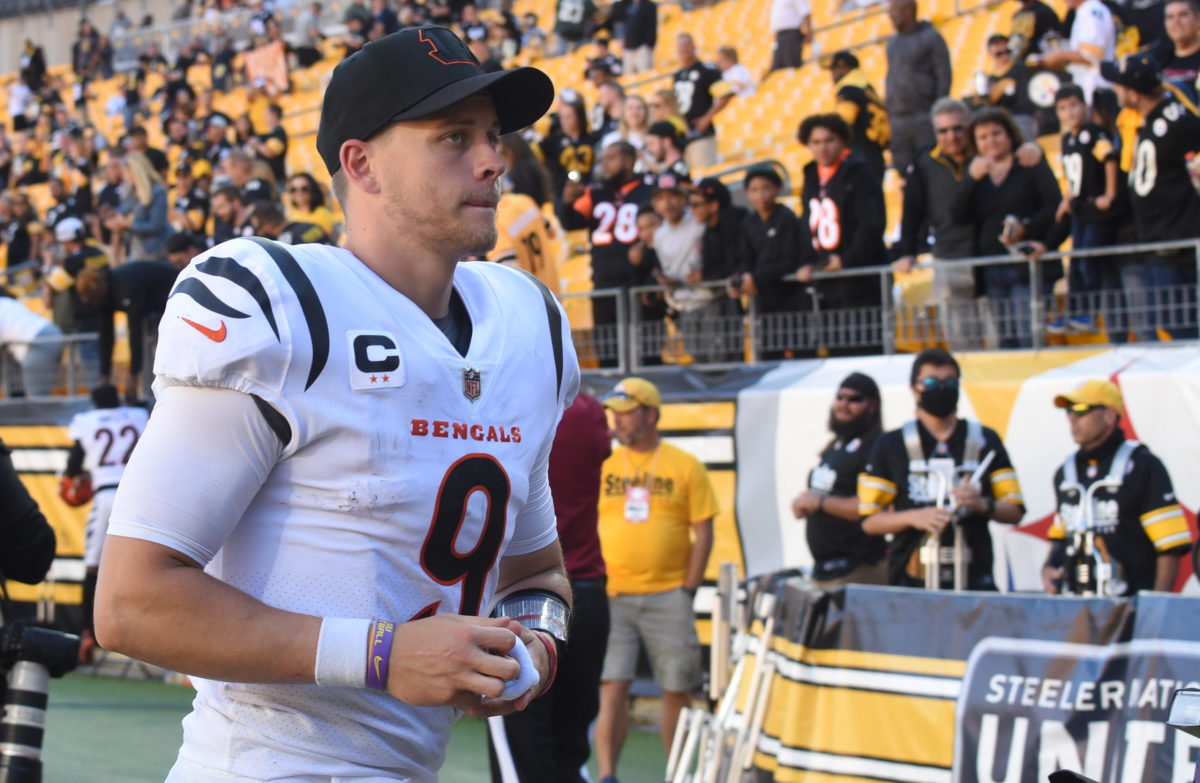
left=1154, top=118, right=1168, bottom=137
left=1027, top=71, right=1062, bottom=108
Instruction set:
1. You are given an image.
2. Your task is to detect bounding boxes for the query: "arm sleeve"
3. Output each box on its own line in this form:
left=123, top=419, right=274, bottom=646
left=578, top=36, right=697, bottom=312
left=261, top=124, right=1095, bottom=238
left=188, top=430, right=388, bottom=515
left=1023, top=161, right=1063, bottom=240
left=1136, top=453, right=1191, bottom=553
left=932, top=32, right=952, bottom=97
left=64, top=441, right=85, bottom=477
left=0, top=445, right=56, bottom=585
left=895, top=161, right=927, bottom=257
left=858, top=434, right=900, bottom=515
left=842, top=168, right=887, bottom=268
left=107, top=386, right=282, bottom=566
left=130, top=189, right=167, bottom=236
left=983, top=429, right=1025, bottom=509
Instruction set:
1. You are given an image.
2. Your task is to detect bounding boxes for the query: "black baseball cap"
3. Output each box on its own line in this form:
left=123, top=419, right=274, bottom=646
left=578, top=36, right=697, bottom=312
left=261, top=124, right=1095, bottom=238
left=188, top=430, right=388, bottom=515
left=317, top=26, right=555, bottom=175
left=828, top=50, right=859, bottom=70
left=1100, top=52, right=1161, bottom=94
left=647, top=120, right=682, bottom=143
left=693, top=177, right=731, bottom=207
left=652, top=170, right=688, bottom=195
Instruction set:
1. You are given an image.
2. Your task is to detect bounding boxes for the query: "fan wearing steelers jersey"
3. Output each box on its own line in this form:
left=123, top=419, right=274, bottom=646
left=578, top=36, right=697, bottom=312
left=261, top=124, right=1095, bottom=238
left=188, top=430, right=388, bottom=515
left=94, top=27, right=576, bottom=782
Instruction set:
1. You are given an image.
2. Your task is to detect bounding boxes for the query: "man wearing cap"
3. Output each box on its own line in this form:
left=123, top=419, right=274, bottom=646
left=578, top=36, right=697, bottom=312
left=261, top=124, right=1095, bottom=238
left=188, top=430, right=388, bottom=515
left=645, top=120, right=691, bottom=181
left=1103, top=52, right=1200, bottom=337
left=792, top=373, right=887, bottom=587
left=44, top=216, right=107, bottom=385
left=1043, top=380, right=1191, bottom=595
left=595, top=377, right=716, bottom=783
left=648, top=172, right=711, bottom=361
left=95, top=26, right=578, bottom=782
left=829, top=50, right=890, bottom=181
left=691, top=178, right=746, bottom=361
left=202, top=114, right=233, bottom=166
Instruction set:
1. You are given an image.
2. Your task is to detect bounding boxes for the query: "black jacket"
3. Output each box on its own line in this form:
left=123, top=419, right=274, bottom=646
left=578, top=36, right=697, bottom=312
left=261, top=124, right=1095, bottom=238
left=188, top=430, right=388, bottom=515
left=622, top=0, right=657, bottom=49
left=98, top=261, right=180, bottom=378
left=736, top=204, right=804, bottom=312
left=700, top=204, right=748, bottom=281
left=895, top=144, right=975, bottom=260
left=951, top=157, right=1062, bottom=289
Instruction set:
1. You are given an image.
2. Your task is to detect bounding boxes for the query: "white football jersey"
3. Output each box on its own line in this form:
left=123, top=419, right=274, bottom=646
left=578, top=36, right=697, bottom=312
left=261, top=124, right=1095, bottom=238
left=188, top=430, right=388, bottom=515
left=67, top=406, right=150, bottom=490
left=130, top=238, right=579, bottom=780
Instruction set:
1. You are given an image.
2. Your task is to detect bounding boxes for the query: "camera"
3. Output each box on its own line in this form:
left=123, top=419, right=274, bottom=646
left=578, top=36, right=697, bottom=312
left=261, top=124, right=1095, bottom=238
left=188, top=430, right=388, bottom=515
left=0, top=619, right=80, bottom=783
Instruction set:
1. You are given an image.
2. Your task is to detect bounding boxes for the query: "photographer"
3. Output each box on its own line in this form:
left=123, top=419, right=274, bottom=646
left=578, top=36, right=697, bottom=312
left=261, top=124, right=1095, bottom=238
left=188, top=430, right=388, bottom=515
left=0, top=438, right=56, bottom=586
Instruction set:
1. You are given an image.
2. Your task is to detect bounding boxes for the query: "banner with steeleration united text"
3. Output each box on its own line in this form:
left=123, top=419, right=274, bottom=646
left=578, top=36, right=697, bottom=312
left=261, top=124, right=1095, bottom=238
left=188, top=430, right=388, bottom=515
left=750, top=584, right=1200, bottom=783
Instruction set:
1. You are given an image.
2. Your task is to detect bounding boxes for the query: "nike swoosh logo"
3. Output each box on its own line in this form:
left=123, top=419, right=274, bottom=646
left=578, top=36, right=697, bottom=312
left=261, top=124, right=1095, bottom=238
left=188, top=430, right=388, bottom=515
left=373, top=655, right=383, bottom=681
left=182, top=317, right=227, bottom=342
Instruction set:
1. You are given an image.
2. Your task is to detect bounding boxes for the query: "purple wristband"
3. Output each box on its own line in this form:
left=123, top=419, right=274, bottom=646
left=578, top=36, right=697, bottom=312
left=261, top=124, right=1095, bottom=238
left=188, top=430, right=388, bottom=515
left=365, top=619, right=395, bottom=691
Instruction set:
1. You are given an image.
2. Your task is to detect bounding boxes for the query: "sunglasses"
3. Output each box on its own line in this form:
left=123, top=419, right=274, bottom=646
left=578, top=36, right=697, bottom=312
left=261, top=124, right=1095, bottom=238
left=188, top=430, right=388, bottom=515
left=918, top=377, right=959, bottom=391
left=836, top=393, right=865, bottom=403
left=289, top=185, right=311, bottom=192
left=935, top=124, right=965, bottom=135
left=1067, top=403, right=1105, bottom=416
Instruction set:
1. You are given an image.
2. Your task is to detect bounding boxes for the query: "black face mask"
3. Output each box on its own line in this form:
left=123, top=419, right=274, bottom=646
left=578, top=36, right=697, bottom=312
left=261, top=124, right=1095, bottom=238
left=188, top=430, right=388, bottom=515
left=919, top=385, right=959, bottom=417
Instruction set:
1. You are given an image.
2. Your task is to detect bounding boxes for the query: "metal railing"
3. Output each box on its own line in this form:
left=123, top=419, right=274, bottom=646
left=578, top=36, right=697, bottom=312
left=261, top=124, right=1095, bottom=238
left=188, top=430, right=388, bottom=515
left=0, top=332, right=99, bottom=399
left=564, top=238, right=1200, bottom=374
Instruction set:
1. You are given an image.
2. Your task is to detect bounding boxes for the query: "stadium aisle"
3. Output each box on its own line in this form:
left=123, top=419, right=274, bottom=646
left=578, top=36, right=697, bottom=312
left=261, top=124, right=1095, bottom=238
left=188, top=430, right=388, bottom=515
left=41, top=674, right=668, bottom=782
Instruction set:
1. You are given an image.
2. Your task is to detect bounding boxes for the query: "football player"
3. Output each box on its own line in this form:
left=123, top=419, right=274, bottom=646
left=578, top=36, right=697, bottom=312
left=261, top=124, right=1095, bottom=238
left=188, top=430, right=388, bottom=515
left=95, top=26, right=576, bottom=782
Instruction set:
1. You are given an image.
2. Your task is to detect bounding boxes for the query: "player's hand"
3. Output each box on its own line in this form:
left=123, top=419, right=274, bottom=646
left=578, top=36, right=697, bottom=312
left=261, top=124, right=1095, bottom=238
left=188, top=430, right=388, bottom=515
left=791, top=489, right=823, bottom=519
left=909, top=506, right=952, bottom=534
left=386, top=614, right=522, bottom=712
left=1042, top=565, right=1062, bottom=595
left=469, top=621, right=548, bottom=718
left=893, top=255, right=914, bottom=274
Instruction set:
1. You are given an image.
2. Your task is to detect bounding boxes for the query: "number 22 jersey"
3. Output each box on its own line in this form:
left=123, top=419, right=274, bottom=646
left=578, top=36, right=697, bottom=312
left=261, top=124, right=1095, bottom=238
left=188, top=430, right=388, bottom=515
left=113, top=237, right=579, bottom=781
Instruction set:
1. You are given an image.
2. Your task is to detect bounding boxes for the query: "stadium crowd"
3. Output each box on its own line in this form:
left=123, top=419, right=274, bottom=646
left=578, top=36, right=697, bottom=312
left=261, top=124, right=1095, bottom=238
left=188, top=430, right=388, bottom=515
left=0, top=0, right=1199, bottom=387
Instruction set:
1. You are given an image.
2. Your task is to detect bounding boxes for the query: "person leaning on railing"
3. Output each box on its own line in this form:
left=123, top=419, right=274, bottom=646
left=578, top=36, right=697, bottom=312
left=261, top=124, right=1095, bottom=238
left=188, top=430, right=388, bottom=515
left=1103, top=52, right=1200, bottom=340
left=950, top=107, right=1062, bottom=348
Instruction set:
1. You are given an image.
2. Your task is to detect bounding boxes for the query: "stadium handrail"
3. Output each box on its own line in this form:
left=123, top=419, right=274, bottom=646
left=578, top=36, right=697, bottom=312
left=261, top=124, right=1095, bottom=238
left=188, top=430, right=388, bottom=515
left=567, top=237, right=1200, bottom=373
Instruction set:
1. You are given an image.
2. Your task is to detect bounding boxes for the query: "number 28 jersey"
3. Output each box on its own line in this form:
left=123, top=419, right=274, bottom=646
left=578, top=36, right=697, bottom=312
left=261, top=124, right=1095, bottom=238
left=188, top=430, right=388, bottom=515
left=124, top=238, right=579, bottom=780
left=570, top=177, right=655, bottom=288
left=67, top=406, right=149, bottom=489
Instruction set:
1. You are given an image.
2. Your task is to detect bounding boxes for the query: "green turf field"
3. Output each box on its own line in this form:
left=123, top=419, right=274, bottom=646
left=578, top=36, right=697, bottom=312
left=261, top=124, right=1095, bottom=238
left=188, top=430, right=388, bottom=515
left=41, top=673, right=667, bottom=782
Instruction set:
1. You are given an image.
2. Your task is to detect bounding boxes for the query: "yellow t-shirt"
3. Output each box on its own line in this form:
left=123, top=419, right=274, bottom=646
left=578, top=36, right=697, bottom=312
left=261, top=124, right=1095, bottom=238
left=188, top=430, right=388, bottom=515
left=598, top=441, right=719, bottom=596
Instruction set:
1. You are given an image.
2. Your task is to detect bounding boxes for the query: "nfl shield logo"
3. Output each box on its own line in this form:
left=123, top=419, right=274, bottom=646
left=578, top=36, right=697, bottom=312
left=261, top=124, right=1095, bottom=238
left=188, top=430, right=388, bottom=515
left=463, top=367, right=481, bottom=401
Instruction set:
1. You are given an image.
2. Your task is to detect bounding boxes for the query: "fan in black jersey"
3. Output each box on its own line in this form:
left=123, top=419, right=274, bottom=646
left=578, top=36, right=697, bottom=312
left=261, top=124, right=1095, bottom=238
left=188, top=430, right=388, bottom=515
left=170, top=160, right=210, bottom=237
left=1042, top=380, right=1191, bottom=595
left=644, top=120, right=691, bottom=181
left=1103, top=52, right=1200, bottom=335
left=859, top=349, right=1025, bottom=589
left=672, top=32, right=731, bottom=170
left=796, top=114, right=886, bottom=354
left=562, top=141, right=654, bottom=364
left=1149, top=0, right=1200, bottom=105
left=537, top=89, right=596, bottom=200
left=1047, top=84, right=1122, bottom=333
left=828, top=51, right=890, bottom=181
left=791, top=372, right=887, bottom=587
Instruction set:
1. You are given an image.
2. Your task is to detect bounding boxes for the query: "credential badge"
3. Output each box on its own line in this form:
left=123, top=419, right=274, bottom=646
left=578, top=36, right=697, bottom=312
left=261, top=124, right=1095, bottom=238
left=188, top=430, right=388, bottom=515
left=463, top=367, right=482, bottom=402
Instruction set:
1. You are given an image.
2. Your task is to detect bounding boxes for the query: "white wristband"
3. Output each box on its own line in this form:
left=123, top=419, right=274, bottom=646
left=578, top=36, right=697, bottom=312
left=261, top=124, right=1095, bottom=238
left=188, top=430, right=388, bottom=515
left=314, top=617, right=372, bottom=688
